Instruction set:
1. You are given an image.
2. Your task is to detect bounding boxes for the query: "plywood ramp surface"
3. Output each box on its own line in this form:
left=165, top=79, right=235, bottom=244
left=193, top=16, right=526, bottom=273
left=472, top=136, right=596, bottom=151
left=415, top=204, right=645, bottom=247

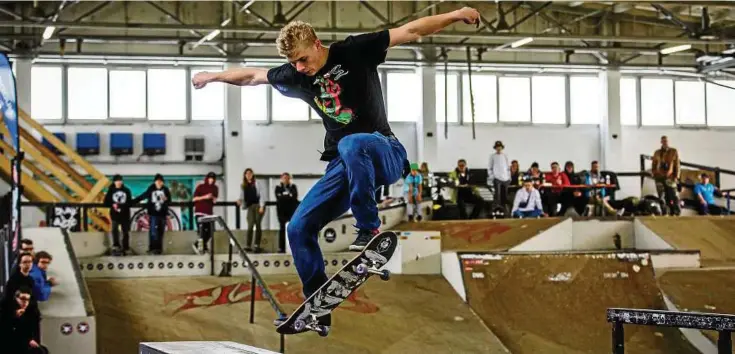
left=659, top=268, right=735, bottom=352
left=87, top=275, right=507, bottom=354
left=461, top=253, right=699, bottom=354
left=394, top=219, right=561, bottom=252
left=640, top=216, right=735, bottom=265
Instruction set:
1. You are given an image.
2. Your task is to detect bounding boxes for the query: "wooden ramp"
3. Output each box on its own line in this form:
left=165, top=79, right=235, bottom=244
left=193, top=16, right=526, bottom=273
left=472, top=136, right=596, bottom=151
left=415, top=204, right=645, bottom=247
left=87, top=275, right=508, bottom=354
left=461, top=252, right=699, bottom=354
left=394, top=219, right=562, bottom=252
left=640, top=216, right=735, bottom=265
left=658, top=268, right=735, bottom=351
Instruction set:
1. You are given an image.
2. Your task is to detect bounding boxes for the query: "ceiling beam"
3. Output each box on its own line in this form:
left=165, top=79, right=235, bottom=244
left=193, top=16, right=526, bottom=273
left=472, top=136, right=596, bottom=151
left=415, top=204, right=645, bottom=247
left=56, top=1, right=112, bottom=35
left=145, top=1, right=229, bottom=56
left=359, top=0, right=389, bottom=25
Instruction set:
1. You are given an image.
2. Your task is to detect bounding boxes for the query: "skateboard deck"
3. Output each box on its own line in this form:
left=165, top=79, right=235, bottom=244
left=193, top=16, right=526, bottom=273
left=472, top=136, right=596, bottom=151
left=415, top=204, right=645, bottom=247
left=274, top=231, right=398, bottom=336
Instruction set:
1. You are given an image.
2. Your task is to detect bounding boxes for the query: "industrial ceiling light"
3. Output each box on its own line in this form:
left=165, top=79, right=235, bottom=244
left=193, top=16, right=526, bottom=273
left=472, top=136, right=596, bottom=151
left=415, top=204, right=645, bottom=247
left=42, top=26, right=55, bottom=40
left=510, top=37, right=534, bottom=48
left=660, top=44, right=692, bottom=55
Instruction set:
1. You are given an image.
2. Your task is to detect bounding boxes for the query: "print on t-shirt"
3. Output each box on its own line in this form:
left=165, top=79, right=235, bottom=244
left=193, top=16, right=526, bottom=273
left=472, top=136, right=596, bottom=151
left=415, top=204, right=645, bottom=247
left=112, top=191, right=127, bottom=204
left=152, top=190, right=166, bottom=211
left=313, top=65, right=354, bottom=125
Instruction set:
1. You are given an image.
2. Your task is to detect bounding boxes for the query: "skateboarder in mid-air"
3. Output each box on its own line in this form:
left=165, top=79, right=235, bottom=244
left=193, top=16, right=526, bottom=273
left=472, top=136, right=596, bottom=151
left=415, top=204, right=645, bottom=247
left=192, top=6, right=481, bottom=324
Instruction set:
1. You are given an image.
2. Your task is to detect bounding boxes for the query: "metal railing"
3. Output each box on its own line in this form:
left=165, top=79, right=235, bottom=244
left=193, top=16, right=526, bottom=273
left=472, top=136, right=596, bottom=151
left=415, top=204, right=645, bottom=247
left=198, top=215, right=287, bottom=353
left=607, top=308, right=734, bottom=354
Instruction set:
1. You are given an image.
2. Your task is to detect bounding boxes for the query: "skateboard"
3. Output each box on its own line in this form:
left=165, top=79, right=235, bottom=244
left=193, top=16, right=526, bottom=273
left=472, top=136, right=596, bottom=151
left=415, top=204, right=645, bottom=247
left=274, top=231, right=398, bottom=336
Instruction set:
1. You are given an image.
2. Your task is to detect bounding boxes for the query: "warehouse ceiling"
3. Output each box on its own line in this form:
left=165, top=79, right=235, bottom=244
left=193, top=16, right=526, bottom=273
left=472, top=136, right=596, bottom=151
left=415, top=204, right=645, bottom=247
left=0, top=1, right=734, bottom=71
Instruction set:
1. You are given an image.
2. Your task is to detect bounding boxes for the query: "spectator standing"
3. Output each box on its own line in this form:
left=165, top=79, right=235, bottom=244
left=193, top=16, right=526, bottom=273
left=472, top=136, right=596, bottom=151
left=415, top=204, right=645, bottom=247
left=2, top=252, right=35, bottom=307
left=585, top=161, right=617, bottom=216
left=512, top=177, right=544, bottom=218
left=544, top=162, right=570, bottom=216
left=419, top=162, right=431, bottom=199
left=0, top=286, right=45, bottom=354
left=29, top=251, right=57, bottom=302
left=652, top=135, right=681, bottom=215
left=450, top=159, right=483, bottom=219
left=132, top=174, right=172, bottom=255
left=559, top=161, right=588, bottom=216
left=694, top=173, right=723, bottom=215
left=275, top=173, right=299, bottom=253
left=192, top=172, right=219, bottom=255
left=237, top=168, right=266, bottom=253
left=488, top=141, right=511, bottom=208
left=104, top=175, right=133, bottom=256
left=404, top=163, right=423, bottom=222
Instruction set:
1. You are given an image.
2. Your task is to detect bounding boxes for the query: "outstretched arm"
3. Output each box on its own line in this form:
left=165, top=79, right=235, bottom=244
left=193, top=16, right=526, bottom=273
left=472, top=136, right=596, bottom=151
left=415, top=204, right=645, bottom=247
left=192, top=67, right=269, bottom=89
left=389, top=7, right=479, bottom=48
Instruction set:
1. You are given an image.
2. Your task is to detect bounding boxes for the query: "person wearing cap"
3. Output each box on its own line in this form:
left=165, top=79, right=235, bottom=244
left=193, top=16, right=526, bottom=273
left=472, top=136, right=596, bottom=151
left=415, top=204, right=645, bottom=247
left=512, top=176, right=545, bottom=218
left=487, top=140, right=511, bottom=209
left=192, top=172, right=219, bottom=255
left=104, top=174, right=133, bottom=256
left=694, top=173, right=723, bottom=215
left=132, top=174, right=172, bottom=255
left=403, top=163, right=423, bottom=222
left=275, top=173, right=299, bottom=253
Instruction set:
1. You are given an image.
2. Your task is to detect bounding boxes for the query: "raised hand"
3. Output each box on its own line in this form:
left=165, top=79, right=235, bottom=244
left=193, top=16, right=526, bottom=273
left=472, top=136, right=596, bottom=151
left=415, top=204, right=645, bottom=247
left=454, top=6, right=480, bottom=25
left=192, top=72, right=212, bottom=89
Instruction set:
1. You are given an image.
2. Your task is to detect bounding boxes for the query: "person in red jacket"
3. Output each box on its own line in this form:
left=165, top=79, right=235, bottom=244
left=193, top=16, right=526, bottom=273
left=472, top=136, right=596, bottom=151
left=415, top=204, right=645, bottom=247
left=192, top=172, right=219, bottom=255
left=544, top=161, right=570, bottom=216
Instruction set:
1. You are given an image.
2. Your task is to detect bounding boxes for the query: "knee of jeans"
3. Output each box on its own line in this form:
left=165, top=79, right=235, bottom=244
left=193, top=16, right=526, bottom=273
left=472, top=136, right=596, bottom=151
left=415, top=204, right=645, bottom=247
left=337, top=133, right=371, bottom=159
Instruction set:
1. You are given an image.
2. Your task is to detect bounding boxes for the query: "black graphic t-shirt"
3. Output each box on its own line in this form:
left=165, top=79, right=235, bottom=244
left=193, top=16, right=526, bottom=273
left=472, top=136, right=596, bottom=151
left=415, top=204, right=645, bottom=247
left=267, top=30, right=393, bottom=161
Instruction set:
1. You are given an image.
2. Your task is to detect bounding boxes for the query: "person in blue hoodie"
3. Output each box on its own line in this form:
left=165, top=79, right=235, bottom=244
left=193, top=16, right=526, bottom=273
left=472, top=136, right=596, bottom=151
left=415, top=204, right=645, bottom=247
left=694, top=173, right=724, bottom=215
left=29, top=251, right=57, bottom=302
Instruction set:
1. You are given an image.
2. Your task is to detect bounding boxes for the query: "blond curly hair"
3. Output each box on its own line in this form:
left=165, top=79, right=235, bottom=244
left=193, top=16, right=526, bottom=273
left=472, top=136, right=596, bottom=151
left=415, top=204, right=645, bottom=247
left=276, top=21, right=318, bottom=57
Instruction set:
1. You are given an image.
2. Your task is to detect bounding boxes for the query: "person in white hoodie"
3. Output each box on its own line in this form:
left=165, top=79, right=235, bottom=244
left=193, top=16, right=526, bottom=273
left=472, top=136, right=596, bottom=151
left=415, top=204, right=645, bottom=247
left=512, top=177, right=545, bottom=218
left=488, top=140, right=511, bottom=208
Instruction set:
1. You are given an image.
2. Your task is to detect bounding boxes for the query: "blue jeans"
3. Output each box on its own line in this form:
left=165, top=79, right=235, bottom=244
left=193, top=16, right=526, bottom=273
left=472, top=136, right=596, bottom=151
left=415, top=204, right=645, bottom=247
left=149, top=214, right=166, bottom=251
left=287, top=132, right=407, bottom=298
left=513, top=208, right=542, bottom=218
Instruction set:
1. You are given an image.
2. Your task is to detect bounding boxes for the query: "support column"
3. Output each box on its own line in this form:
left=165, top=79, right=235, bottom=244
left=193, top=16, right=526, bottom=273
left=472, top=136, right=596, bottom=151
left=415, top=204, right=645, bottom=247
left=600, top=68, right=623, bottom=172
left=14, top=58, right=32, bottom=114
left=223, top=61, right=244, bottom=228
left=417, top=64, right=438, bottom=167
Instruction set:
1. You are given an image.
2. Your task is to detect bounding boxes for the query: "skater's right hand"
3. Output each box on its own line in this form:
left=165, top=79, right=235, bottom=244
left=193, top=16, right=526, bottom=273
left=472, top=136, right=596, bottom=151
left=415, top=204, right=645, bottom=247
left=192, top=72, right=212, bottom=89
left=29, top=340, right=39, bottom=348
left=236, top=199, right=242, bottom=206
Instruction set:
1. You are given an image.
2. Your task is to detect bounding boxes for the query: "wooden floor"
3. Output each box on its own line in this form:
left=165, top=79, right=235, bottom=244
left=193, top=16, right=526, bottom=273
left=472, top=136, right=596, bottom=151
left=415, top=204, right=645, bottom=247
left=641, top=216, right=735, bottom=265
left=87, top=275, right=508, bottom=354
left=659, top=267, right=735, bottom=351
left=461, top=253, right=699, bottom=354
left=394, top=218, right=561, bottom=252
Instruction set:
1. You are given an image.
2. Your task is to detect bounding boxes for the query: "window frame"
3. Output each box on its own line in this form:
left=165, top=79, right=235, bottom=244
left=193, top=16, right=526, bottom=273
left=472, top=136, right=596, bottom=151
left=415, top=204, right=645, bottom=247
left=65, top=65, right=110, bottom=122
left=704, top=79, right=735, bottom=128
left=568, top=74, right=602, bottom=126
left=531, top=74, right=568, bottom=125
left=107, top=67, right=148, bottom=121
left=496, top=73, right=533, bottom=125
left=673, top=78, right=707, bottom=128
left=30, top=63, right=65, bottom=123
left=385, top=68, right=422, bottom=123
left=639, top=76, right=676, bottom=127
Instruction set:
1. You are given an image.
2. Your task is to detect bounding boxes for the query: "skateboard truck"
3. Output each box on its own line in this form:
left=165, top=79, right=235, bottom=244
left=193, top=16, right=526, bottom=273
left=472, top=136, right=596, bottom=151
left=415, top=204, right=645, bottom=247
left=355, top=263, right=391, bottom=281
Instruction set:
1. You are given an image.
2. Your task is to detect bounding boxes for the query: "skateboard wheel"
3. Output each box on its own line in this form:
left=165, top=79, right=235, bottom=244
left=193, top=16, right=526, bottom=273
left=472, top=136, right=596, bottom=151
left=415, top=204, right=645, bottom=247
left=293, top=319, right=306, bottom=332
left=380, top=270, right=390, bottom=281
left=317, top=325, right=330, bottom=337
left=355, top=263, right=368, bottom=275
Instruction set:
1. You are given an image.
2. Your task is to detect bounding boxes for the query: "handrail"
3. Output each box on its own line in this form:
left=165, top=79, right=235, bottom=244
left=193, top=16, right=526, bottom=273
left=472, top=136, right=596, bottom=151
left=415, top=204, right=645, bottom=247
left=640, top=154, right=735, bottom=176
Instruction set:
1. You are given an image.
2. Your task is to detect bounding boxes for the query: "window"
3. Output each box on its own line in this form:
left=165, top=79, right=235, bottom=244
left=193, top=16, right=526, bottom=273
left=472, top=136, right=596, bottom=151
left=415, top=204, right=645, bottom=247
left=190, top=68, right=224, bottom=120
left=148, top=68, right=186, bottom=120
left=620, top=77, right=638, bottom=126
left=31, top=66, right=62, bottom=120
left=271, top=87, right=309, bottom=121
left=640, top=78, right=674, bottom=126
left=532, top=75, right=565, bottom=124
left=241, top=85, right=268, bottom=121
left=436, top=72, right=458, bottom=123
left=387, top=71, right=420, bottom=122
left=109, top=70, right=146, bottom=119
left=674, top=80, right=705, bottom=125
left=67, top=67, right=108, bottom=120
left=706, top=80, right=735, bottom=127
left=570, top=76, right=601, bottom=124
left=462, top=73, right=497, bottom=123
left=498, top=76, right=530, bottom=122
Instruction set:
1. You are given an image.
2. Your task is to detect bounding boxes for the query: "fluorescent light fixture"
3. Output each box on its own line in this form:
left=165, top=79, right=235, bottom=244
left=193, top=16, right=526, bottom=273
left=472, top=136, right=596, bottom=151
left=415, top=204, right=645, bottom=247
left=42, top=26, right=56, bottom=40
left=510, top=37, right=533, bottom=49
left=660, top=44, right=692, bottom=55
left=220, top=18, right=231, bottom=27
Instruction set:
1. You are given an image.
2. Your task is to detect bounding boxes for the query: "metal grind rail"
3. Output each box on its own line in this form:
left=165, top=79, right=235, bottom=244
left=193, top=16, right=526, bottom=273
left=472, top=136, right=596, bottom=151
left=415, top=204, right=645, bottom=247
left=198, top=215, right=287, bottom=354
left=607, top=308, right=735, bottom=354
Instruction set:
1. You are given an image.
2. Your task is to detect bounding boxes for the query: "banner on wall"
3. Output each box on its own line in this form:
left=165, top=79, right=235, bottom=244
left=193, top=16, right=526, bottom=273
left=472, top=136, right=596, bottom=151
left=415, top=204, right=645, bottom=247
left=0, top=54, right=18, bottom=150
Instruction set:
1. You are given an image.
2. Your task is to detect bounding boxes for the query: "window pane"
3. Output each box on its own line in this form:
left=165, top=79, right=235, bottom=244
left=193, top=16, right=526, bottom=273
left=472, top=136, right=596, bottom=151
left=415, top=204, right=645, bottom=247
left=462, top=73, right=497, bottom=123
left=31, top=66, right=62, bottom=120
left=148, top=68, right=186, bottom=120
left=620, top=77, right=637, bottom=126
left=271, top=88, right=309, bottom=121
left=67, top=67, right=107, bottom=120
left=191, top=68, right=224, bottom=120
left=436, top=72, right=458, bottom=123
left=641, top=78, right=674, bottom=126
left=706, top=80, right=735, bottom=127
left=532, top=75, right=565, bottom=124
left=498, top=77, right=530, bottom=122
left=242, top=85, right=267, bottom=121
left=387, top=72, right=420, bottom=122
left=570, top=76, right=601, bottom=124
left=109, top=70, right=146, bottom=119
left=674, top=80, right=705, bottom=125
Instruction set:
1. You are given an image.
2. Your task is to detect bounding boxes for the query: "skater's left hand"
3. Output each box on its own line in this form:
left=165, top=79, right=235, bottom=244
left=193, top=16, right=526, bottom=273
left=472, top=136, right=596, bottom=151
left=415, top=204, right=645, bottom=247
left=453, top=6, right=480, bottom=25
left=258, top=206, right=265, bottom=214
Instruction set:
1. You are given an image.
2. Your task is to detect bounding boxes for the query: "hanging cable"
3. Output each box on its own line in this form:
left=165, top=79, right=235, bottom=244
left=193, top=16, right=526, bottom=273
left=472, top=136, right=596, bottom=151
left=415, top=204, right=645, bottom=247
left=443, top=48, right=449, bottom=139
left=465, top=47, right=476, bottom=140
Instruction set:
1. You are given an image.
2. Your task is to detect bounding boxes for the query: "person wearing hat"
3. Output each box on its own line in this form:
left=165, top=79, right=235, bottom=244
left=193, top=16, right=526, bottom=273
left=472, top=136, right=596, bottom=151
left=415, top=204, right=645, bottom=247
left=192, top=172, right=219, bottom=254
left=132, top=174, right=172, bottom=255
left=511, top=176, right=544, bottom=218
left=487, top=140, right=511, bottom=209
left=104, top=174, right=133, bottom=256
left=403, top=163, right=423, bottom=222
left=694, top=173, right=723, bottom=215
